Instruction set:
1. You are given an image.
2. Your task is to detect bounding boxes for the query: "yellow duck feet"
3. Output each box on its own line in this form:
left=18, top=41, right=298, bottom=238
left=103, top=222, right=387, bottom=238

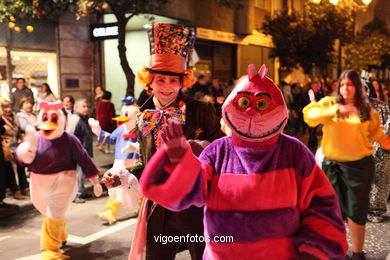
left=97, top=210, right=117, bottom=225
left=41, top=250, right=70, bottom=260
left=41, top=217, right=69, bottom=260
left=97, top=197, right=121, bottom=225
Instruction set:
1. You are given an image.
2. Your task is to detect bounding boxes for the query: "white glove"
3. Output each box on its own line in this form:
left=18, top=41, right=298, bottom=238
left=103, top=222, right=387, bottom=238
left=88, top=118, right=101, bottom=137
left=93, top=183, right=103, bottom=197
left=16, top=126, right=39, bottom=164
left=121, top=141, right=140, bottom=154
left=308, top=89, right=316, bottom=102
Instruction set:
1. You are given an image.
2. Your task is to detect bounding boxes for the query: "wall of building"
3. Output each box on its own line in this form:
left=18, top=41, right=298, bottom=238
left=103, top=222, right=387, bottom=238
left=57, top=13, right=95, bottom=104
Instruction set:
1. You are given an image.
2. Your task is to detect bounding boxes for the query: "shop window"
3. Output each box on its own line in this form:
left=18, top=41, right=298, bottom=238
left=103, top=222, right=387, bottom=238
left=0, top=47, right=59, bottom=100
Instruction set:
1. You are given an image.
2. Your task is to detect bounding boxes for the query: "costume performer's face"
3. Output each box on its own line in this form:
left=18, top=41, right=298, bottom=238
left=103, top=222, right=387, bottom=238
left=150, top=74, right=181, bottom=106
left=339, top=78, right=356, bottom=104
left=222, top=64, right=288, bottom=142
left=113, top=105, right=140, bottom=130
left=37, top=101, right=66, bottom=140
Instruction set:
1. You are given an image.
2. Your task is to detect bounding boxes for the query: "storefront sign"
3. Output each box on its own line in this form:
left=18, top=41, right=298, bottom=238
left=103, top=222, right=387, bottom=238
left=90, top=23, right=119, bottom=41
left=196, top=27, right=240, bottom=44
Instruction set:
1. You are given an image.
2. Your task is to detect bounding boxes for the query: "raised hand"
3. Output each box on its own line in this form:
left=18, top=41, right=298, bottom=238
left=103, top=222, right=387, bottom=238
left=160, top=120, right=188, bottom=164
left=88, top=118, right=102, bottom=137
left=16, top=126, right=39, bottom=164
left=308, top=89, right=316, bottom=103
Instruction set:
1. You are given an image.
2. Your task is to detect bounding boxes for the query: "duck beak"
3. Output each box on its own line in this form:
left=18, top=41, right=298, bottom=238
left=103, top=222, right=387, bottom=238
left=38, top=122, right=58, bottom=137
left=112, top=116, right=130, bottom=127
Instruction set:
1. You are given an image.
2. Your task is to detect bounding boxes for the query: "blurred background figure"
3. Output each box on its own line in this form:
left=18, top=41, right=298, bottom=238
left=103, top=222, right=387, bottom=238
left=290, top=83, right=307, bottom=135
left=94, top=86, right=104, bottom=104
left=1, top=100, right=29, bottom=199
left=92, top=85, right=104, bottom=118
left=34, top=83, right=57, bottom=112
left=67, top=99, right=94, bottom=203
left=10, top=78, right=34, bottom=113
left=95, top=91, right=115, bottom=153
left=307, top=80, right=325, bottom=153
left=185, top=74, right=209, bottom=99
left=15, top=97, right=37, bottom=133
left=61, top=95, right=74, bottom=127
left=371, top=79, right=388, bottom=105
left=0, top=116, right=19, bottom=217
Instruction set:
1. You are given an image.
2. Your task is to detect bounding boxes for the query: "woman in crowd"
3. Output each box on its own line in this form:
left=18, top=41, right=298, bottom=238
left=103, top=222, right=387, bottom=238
left=36, top=83, right=56, bottom=104
left=303, top=69, right=390, bottom=260
left=15, top=97, right=37, bottom=132
left=103, top=23, right=224, bottom=260
left=371, top=79, right=388, bottom=104
left=1, top=101, right=29, bottom=197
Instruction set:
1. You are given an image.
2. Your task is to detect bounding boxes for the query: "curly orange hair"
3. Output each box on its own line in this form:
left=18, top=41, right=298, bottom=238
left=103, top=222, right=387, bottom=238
left=137, top=67, right=195, bottom=91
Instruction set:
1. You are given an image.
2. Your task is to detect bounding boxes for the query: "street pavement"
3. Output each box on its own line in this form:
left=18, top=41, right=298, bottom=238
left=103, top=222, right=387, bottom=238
left=0, top=136, right=389, bottom=259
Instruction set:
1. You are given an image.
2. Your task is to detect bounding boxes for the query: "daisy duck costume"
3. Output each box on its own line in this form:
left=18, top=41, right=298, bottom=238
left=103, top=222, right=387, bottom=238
left=16, top=101, right=102, bottom=259
left=139, top=65, right=348, bottom=259
left=89, top=96, right=141, bottom=224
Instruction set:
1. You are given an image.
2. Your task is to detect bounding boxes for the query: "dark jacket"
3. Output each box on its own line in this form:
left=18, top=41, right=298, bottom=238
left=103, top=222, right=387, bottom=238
left=66, top=113, right=93, bottom=157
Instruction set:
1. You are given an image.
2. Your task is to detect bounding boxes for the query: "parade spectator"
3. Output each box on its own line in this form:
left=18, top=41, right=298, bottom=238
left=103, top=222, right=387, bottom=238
left=15, top=97, right=37, bottom=133
left=61, top=95, right=74, bottom=127
left=94, top=85, right=104, bottom=104
left=329, top=80, right=338, bottom=97
left=95, top=91, right=115, bottom=153
left=92, top=85, right=104, bottom=118
left=223, top=79, right=235, bottom=98
left=10, top=78, right=34, bottom=112
left=209, top=78, right=224, bottom=99
left=102, top=24, right=224, bottom=260
left=0, top=117, right=19, bottom=216
left=371, top=79, right=388, bottom=104
left=290, top=83, right=307, bottom=135
left=281, top=81, right=293, bottom=109
left=67, top=99, right=94, bottom=203
left=186, top=74, right=209, bottom=99
left=34, top=83, right=57, bottom=112
left=1, top=101, right=29, bottom=197
left=307, top=80, right=325, bottom=153
left=364, top=83, right=390, bottom=223
left=303, top=69, right=390, bottom=260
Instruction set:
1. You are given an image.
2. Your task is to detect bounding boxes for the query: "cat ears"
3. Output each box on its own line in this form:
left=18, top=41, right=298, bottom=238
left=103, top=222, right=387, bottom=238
left=248, top=64, right=267, bottom=81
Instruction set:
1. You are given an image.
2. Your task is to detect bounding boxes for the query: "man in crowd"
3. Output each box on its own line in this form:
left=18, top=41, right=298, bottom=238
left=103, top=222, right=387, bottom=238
left=66, top=99, right=94, bottom=203
left=10, top=78, right=34, bottom=112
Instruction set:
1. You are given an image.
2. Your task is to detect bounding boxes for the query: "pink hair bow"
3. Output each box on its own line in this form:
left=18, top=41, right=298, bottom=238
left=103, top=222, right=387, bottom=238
left=39, top=101, right=63, bottom=111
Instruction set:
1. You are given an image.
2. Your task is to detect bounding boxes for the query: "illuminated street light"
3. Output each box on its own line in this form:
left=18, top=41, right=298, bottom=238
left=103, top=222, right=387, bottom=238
left=329, top=0, right=339, bottom=4
left=311, top=0, right=321, bottom=3
left=362, top=0, right=372, bottom=5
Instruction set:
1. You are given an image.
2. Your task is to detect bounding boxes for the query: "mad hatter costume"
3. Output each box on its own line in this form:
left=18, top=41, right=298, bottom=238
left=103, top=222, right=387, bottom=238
left=106, top=24, right=224, bottom=260
left=16, top=101, right=102, bottom=260
left=139, top=65, right=348, bottom=259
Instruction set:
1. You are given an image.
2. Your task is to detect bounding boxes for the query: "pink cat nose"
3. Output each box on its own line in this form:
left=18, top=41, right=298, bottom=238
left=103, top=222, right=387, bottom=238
left=246, top=107, right=257, bottom=116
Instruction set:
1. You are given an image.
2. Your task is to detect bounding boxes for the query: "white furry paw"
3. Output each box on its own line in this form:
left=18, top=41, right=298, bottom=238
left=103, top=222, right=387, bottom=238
left=121, top=142, right=139, bottom=154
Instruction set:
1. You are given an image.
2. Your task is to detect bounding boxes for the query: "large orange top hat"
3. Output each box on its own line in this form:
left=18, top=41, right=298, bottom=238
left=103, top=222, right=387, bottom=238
left=145, top=23, right=195, bottom=76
